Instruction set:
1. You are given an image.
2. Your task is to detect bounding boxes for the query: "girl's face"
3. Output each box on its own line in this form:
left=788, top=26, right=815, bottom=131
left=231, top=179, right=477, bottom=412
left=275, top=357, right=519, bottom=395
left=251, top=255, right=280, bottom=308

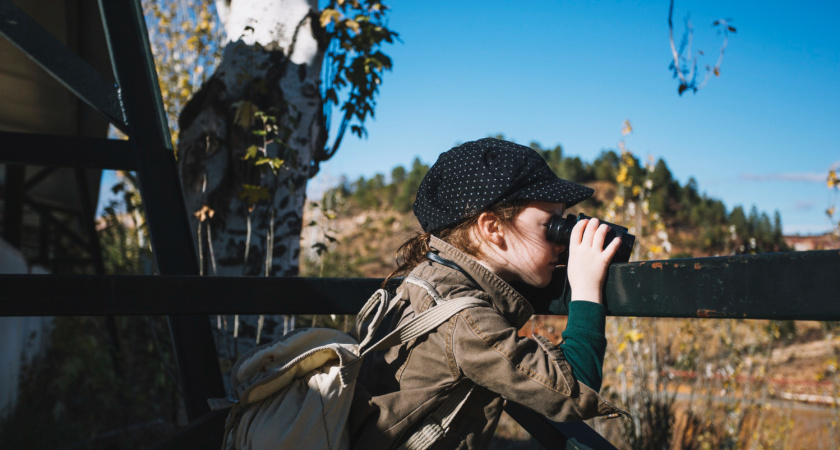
left=490, top=201, right=566, bottom=288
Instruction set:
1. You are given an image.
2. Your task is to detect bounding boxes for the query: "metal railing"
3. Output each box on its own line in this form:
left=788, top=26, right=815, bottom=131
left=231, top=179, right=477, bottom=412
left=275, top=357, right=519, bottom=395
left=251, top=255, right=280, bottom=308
left=3, top=249, right=839, bottom=448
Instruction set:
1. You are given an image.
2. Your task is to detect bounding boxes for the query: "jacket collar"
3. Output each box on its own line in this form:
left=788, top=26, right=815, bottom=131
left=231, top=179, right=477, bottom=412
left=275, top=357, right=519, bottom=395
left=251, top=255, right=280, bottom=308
left=428, top=236, right=534, bottom=328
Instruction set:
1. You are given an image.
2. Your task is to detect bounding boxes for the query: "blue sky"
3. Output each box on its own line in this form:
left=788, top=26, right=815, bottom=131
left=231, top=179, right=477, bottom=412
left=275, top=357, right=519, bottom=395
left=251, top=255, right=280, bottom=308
left=99, top=0, right=839, bottom=235
left=310, top=0, right=840, bottom=235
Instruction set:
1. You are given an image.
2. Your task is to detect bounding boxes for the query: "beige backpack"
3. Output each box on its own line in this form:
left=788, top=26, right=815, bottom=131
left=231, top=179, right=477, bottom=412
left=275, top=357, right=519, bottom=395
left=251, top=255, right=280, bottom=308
left=208, top=289, right=487, bottom=450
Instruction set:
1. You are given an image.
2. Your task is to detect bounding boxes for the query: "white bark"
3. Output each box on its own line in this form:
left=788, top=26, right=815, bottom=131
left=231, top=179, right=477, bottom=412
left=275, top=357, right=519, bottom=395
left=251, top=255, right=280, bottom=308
left=179, top=0, right=327, bottom=363
left=218, top=0, right=319, bottom=66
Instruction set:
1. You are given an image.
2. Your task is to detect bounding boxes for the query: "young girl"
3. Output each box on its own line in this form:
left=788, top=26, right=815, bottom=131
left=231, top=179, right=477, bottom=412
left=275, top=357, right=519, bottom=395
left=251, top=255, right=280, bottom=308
left=349, top=138, right=626, bottom=449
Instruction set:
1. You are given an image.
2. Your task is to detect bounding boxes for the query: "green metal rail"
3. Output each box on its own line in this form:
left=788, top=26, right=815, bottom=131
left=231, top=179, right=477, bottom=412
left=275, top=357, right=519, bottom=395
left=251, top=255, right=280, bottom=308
left=3, top=249, right=839, bottom=320
left=3, top=249, right=837, bottom=450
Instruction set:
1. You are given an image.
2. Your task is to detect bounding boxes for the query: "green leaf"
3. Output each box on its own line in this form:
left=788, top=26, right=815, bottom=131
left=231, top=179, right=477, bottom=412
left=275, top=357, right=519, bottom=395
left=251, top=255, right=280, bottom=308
left=255, top=157, right=285, bottom=169
left=237, top=184, right=270, bottom=205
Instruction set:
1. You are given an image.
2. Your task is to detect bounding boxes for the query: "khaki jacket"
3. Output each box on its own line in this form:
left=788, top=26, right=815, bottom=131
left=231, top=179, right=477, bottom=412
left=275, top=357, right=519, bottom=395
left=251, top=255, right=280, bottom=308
left=350, top=236, right=625, bottom=450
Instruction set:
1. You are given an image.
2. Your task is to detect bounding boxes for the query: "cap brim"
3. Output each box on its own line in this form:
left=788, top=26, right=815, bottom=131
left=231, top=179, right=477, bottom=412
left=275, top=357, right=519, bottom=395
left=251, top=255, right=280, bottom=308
left=514, top=172, right=595, bottom=208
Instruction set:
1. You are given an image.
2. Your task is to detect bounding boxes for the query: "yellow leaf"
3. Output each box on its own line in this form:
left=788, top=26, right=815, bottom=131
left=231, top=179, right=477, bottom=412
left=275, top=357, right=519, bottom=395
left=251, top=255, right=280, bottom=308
left=194, top=205, right=215, bottom=222
left=616, top=166, right=628, bottom=184
left=242, top=145, right=259, bottom=160
left=828, top=207, right=836, bottom=219
left=232, top=101, right=258, bottom=130
left=345, top=18, right=360, bottom=33
left=632, top=185, right=641, bottom=197
left=714, top=67, right=721, bottom=77
left=828, top=170, right=838, bottom=188
left=255, top=158, right=285, bottom=171
left=616, top=364, right=625, bottom=374
left=621, top=120, right=633, bottom=136
left=614, top=196, right=624, bottom=207
left=625, top=329, right=643, bottom=342
left=320, top=9, right=341, bottom=28
left=617, top=342, right=627, bottom=354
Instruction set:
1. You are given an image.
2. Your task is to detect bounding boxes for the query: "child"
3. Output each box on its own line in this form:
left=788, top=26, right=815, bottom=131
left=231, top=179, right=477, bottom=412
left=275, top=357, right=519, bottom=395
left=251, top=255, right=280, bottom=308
left=349, top=138, right=627, bottom=449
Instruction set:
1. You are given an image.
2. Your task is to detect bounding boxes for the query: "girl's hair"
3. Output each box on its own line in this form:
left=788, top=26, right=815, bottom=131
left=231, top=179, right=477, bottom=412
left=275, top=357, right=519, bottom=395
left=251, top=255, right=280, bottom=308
left=383, top=200, right=529, bottom=288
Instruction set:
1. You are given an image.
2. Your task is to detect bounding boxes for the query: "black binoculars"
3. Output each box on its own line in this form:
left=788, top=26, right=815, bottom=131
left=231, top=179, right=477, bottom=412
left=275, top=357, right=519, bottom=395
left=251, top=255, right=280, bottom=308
left=545, top=213, right=635, bottom=263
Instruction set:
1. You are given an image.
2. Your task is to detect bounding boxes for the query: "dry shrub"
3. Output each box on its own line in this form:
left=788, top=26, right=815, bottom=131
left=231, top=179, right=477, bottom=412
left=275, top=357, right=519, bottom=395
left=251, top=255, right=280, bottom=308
left=592, top=317, right=840, bottom=449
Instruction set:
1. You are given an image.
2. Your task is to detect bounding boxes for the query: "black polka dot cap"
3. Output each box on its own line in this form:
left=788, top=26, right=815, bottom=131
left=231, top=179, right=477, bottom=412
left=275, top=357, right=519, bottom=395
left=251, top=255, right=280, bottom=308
left=413, top=138, right=595, bottom=233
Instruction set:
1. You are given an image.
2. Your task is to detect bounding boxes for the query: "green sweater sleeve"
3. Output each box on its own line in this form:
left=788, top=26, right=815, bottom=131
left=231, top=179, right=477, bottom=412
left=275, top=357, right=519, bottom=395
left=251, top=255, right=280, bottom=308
left=559, top=301, right=607, bottom=391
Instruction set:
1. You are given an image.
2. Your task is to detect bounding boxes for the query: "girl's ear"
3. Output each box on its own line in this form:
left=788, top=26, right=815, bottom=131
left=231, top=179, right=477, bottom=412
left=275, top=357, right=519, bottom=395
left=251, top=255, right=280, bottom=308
left=475, top=211, right=505, bottom=246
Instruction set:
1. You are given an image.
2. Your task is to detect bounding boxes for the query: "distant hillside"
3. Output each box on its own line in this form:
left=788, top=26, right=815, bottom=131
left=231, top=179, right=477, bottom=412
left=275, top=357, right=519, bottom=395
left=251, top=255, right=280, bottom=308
left=301, top=141, right=790, bottom=277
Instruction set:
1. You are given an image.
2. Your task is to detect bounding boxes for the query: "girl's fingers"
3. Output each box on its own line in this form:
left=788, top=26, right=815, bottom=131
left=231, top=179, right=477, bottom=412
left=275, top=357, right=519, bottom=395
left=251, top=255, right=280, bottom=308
left=581, top=217, right=600, bottom=247
left=570, top=218, right=621, bottom=261
left=569, top=218, right=588, bottom=246
left=592, top=222, right=610, bottom=250
left=603, top=235, right=622, bottom=259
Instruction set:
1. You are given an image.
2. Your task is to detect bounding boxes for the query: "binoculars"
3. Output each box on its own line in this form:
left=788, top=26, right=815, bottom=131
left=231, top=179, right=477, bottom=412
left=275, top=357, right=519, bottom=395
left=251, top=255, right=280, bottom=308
left=545, top=213, right=635, bottom=263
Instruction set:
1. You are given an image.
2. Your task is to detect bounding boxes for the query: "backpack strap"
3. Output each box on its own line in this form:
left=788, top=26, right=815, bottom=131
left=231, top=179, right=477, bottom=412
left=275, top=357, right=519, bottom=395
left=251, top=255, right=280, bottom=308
left=360, top=296, right=488, bottom=355
left=360, top=296, right=487, bottom=450
left=343, top=295, right=489, bottom=392
left=355, top=289, right=405, bottom=349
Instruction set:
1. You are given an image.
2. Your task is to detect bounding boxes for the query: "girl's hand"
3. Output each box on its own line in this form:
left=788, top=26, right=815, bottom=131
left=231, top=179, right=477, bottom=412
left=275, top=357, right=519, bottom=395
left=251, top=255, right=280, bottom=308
left=566, top=218, right=622, bottom=304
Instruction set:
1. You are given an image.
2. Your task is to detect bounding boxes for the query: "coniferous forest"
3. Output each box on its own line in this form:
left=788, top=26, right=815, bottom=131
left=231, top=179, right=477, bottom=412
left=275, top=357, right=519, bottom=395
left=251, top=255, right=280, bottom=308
left=316, top=139, right=788, bottom=266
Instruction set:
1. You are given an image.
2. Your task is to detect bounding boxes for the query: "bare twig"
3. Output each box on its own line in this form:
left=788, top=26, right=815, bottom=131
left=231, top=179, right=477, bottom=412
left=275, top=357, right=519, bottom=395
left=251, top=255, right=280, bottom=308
left=668, top=0, right=735, bottom=95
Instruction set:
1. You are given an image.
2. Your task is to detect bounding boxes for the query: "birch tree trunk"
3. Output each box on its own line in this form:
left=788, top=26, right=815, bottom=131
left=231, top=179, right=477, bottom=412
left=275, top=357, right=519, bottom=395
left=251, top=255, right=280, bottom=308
left=177, top=0, right=327, bottom=361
